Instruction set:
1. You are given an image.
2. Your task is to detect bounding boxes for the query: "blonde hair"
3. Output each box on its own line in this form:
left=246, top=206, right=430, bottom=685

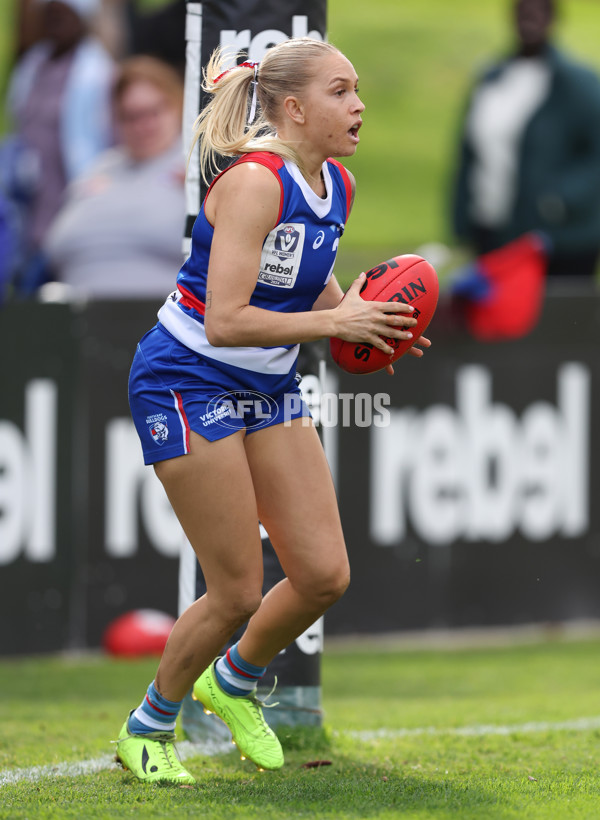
left=191, top=38, right=341, bottom=185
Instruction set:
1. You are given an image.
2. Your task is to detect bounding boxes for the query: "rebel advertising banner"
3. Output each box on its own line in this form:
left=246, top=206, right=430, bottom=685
left=326, top=293, right=599, bottom=635
left=0, top=304, right=78, bottom=654
left=0, top=301, right=181, bottom=654
left=1, top=292, right=599, bottom=657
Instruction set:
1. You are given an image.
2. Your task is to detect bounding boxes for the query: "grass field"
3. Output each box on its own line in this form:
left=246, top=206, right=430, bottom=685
left=2, top=635, right=600, bottom=818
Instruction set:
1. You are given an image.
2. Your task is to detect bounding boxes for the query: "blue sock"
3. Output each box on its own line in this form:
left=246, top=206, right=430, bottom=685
left=214, top=643, right=267, bottom=696
left=127, top=681, right=182, bottom=734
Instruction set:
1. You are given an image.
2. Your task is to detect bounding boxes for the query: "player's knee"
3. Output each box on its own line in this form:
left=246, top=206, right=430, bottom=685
left=205, top=586, right=262, bottom=632
left=325, top=564, right=351, bottom=605
left=302, top=562, right=351, bottom=609
left=227, top=590, right=263, bottom=628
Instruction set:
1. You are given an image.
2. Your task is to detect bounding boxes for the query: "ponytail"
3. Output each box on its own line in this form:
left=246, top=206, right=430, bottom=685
left=189, top=38, right=341, bottom=185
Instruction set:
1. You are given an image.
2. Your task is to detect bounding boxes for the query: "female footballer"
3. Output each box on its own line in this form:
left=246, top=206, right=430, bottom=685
left=115, top=36, right=429, bottom=783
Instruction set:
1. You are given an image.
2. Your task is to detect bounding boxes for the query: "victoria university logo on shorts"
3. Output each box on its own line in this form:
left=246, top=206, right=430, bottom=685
left=203, top=391, right=279, bottom=431
left=146, top=413, right=169, bottom=445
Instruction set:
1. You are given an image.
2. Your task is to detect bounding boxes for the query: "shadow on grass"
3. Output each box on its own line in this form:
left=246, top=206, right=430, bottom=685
left=182, top=751, right=501, bottom=818
left=0, top=752, right=503, bottom=819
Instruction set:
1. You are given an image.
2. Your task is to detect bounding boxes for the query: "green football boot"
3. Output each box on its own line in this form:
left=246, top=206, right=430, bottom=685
left=192, top=661, right=284, bottom=771
left=115, top=714, right=195, bottom=784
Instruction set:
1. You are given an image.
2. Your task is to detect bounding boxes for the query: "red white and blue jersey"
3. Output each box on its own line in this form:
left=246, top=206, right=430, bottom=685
left=157, top=151, right=352, bottom=394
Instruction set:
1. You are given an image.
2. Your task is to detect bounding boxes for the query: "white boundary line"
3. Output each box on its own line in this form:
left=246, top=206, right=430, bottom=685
left=4, top=717, right=600, bottom=786
left=0, top=738, right=231, bottom=787
left=340, top=715, right=600, bottom=741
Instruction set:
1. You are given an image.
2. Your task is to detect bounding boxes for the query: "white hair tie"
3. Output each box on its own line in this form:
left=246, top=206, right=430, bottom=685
left=248, top=63, right=259, bottom=126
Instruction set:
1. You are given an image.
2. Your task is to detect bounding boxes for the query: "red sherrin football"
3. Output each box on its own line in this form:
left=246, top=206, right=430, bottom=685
left=330, top=254, right=439, bottom=374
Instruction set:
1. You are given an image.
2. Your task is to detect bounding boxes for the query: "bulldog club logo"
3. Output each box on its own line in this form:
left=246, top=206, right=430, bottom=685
left=147, top=414, right=169, bottom=445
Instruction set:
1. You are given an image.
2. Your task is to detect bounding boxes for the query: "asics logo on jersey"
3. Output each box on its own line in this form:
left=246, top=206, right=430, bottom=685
left=313, top=231, right=325, bottom=249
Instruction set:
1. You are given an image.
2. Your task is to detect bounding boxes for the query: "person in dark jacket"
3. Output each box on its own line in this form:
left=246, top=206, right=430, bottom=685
left=450, top=0, right=600, bottom=278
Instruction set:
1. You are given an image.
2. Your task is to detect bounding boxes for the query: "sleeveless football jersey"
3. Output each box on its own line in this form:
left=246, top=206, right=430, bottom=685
left=157, top=151, right=352, bottom=393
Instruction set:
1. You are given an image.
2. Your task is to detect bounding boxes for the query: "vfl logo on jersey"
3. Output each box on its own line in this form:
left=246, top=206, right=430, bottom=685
left=259, top=222, right=305, bottom=289
left=146, top=413, right=169, bottom=445
left=274, top=225, right=300, bottom=258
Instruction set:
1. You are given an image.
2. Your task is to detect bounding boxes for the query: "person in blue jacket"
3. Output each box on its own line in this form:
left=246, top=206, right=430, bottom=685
left=451, top=0, right=600, bottom=278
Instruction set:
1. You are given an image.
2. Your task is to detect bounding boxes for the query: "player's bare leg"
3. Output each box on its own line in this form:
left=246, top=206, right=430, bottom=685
left=117, top=429, right=281, bottom=778
left=152, top=429, right=264, bottom=702
left=190, top=418, right=348, bottom=770
left=238, top=417, right=350, bottom=666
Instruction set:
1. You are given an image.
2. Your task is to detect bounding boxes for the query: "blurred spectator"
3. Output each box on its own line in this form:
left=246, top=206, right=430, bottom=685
left=43, top=56, right=185, bottom=300
left=450, top=0, right=600, bottom=278
left=95, top=0, right=130, bottom=58
left=5, top=0, right=115, bottom=293
left=16, top=0, right=128, bottom=59
left=16, top=0, right=45, bottom=57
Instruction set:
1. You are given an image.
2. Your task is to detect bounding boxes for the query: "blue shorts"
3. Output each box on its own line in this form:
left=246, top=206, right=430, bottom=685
left=129, top=324, right=311, bottom=464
